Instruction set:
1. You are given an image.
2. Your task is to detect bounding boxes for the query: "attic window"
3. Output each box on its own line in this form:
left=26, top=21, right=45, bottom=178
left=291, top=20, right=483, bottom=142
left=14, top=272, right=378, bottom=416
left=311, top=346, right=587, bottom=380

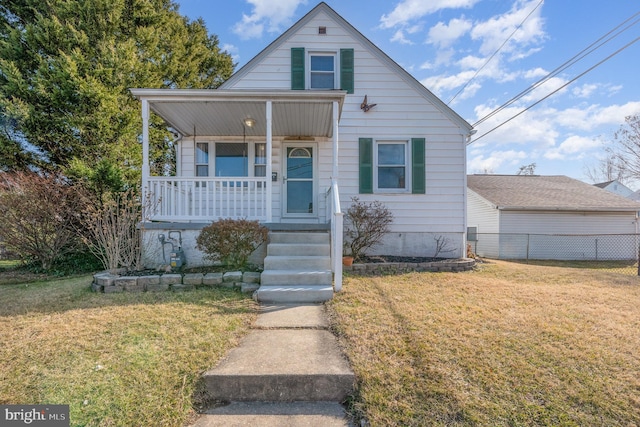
left=318, top=26, right=326, bottom=35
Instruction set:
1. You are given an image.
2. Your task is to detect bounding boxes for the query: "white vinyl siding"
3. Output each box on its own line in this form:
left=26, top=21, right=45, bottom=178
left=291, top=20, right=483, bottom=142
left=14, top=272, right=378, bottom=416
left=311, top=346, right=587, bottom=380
left=201, top=8, right=469, bottom=248
left=467, top=190, right=500, bottom=257
left=500, top=211, right=637, bottom=235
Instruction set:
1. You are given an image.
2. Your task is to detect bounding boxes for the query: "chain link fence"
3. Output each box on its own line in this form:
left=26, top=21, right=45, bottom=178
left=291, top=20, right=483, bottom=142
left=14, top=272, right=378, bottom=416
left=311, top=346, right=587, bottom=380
left=468, top=233, right=640, bottom=276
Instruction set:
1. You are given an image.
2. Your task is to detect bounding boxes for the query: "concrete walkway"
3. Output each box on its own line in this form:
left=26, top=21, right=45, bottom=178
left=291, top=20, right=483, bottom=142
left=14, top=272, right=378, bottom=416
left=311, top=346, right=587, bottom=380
left=189, top=304, right=355, bottom=426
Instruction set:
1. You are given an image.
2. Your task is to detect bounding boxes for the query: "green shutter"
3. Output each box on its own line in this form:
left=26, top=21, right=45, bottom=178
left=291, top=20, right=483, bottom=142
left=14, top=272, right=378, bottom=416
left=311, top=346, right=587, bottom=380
left=340, top=48, right=354, bottom=94
left=291, top=47, right=305, bottom=90
left=411, top=138, right=426, bottom=194
left=359, top=138, right=373, bottom=194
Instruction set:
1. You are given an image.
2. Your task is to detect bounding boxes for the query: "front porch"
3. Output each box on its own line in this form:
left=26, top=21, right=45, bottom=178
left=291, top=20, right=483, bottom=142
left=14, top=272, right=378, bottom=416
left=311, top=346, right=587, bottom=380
left=132, top=89, right=348, bottom=297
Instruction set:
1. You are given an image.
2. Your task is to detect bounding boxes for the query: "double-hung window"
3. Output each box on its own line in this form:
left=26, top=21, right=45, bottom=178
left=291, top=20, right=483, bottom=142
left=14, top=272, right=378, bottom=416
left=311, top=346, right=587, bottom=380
left=309, top=53, right=336, bottom=90
left=196, top=142, right=209, bottom=177
left=359, top=137, right=425, bottom=194
left=291, top=47, right=354, bottom=93
left=375, top=141, right=409, bottom=192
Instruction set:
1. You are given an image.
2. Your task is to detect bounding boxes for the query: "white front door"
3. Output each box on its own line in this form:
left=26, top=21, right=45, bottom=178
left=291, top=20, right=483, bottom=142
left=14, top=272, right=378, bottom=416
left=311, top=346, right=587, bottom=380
left=283, top=143, right=317, bottom=217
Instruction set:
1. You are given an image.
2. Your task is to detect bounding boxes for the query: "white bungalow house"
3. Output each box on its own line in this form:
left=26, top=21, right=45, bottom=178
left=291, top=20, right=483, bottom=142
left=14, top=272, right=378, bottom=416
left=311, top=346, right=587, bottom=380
left=131, top=2, right=473, bottom=302
left=467, top=175, right=640, bottom=261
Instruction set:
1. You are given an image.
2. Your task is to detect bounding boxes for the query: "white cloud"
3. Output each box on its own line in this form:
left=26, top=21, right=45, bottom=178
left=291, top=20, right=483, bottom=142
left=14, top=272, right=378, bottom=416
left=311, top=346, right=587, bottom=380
left=233, top=0, right=307, bottom=39
left=380, top=0, right=479, bottom=29
left=544, top=135, right=601, bottom=160
left=468, top=150, right=528, bottom=173
left=427, top=18, right=472, bottom=48
left=222, top=44, right=240, bottom=63
left=391, top=29, right=413, bottom=45
left=553, top=101, right=640, bottom=131
left=421, top=70, right=477, bottom=96
left=572, top=83, right=599, bottom=98
left=470, top=0, right=546, bottom=56
left=524, top=67, right=548, bottom=79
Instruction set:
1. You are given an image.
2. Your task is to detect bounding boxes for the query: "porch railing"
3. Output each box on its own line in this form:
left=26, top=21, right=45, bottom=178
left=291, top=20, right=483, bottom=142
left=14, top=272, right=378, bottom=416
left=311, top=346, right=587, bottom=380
left=326, top=179, right=343, bottom=292
left=146, top=177, right=268, bottom=221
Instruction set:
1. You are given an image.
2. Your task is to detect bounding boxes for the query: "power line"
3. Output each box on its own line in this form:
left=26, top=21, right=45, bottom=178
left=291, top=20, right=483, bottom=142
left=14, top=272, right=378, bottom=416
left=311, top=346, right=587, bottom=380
left=468, top=36, right=640, bottom=145
left=473, top=10, right=640, bottom=128
left=447, top=0, right=544, bottom=105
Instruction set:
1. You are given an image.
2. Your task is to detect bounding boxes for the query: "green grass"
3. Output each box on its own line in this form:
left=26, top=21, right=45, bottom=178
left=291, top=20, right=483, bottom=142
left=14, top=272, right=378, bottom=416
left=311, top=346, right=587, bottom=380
left=0, top=275, right=258, bottom=426
left=328, top=260, right=640, bottom=426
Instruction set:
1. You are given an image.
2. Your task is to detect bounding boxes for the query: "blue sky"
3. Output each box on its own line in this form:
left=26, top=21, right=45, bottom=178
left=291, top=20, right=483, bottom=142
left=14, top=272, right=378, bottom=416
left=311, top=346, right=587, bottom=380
left=176, top=0, right=640, bottom=187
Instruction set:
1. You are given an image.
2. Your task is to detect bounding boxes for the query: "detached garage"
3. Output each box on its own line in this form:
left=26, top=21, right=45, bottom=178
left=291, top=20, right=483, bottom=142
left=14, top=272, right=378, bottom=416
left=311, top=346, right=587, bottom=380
left=467, top=175, right=640, bottom=260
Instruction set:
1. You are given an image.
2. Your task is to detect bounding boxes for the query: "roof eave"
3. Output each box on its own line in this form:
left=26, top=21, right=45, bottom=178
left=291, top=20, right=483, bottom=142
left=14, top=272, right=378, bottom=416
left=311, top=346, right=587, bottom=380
left=498, top=206, right=640, bottom=212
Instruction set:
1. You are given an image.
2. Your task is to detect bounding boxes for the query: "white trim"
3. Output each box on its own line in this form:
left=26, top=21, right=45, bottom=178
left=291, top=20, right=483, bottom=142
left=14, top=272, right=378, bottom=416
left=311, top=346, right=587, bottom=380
left=332, top=101, right=339, bottom=180
left=266, top=101, right=273, bottom=223
left=141, top=99, right=150, bottom=193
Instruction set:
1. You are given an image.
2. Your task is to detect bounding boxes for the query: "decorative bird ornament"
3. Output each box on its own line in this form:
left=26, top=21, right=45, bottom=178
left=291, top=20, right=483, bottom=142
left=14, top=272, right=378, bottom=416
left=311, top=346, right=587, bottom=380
left=360, top=95, right=377, bottom=112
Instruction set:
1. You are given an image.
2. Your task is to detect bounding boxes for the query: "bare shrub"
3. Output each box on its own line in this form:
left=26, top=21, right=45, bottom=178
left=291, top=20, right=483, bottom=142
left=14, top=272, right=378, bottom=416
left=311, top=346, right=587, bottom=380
left=344, top=197, right=393, bottom=262
left=79, top=189, right=154, bottom=273
left=0, top=171, right=81, bottom=269
left=433, top=235, right=456, bottom=258
left=196, top=219, right=268, bottom=270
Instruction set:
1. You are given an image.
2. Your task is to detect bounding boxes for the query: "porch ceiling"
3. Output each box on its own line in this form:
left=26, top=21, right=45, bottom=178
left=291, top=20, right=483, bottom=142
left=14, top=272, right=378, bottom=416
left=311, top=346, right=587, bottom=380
left=131, top=89, right=347, bottom=138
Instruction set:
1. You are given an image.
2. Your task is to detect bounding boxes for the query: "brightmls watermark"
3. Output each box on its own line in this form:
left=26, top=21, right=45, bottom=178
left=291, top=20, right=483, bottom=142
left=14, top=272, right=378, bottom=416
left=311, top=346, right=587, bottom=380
left=1, top=405, right=69, bottom=426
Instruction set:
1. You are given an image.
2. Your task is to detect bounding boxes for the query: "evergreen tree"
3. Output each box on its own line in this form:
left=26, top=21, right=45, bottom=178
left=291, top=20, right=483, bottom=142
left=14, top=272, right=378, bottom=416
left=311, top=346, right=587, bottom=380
left=0, top=0, right=234, bottom=182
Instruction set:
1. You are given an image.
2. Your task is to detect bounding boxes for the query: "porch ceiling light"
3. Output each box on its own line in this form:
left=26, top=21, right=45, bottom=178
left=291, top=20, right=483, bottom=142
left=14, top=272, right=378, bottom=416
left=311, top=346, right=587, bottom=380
left=243, top=117, right=256, bottom=128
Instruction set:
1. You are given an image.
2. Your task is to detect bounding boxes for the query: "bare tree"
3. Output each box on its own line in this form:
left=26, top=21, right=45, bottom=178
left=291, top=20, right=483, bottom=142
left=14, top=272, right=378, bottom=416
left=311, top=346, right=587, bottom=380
left=583, top=152, right=630, bottom=185
left=516, top=163, right=536, bottom=175
left=582, top=115, right=639, bottom=188
left=612, top=114, right=640, bottom=181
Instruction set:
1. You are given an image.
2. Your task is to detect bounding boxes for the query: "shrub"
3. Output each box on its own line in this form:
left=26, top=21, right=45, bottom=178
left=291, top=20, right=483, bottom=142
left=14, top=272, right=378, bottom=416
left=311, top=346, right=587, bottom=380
left=196, top=219, right=268, bottom=270
left=0, top=171, right=82, bottom=270
left=344, top=197, right=393, bottom=262
left=78, top=188, right=153, bottom=273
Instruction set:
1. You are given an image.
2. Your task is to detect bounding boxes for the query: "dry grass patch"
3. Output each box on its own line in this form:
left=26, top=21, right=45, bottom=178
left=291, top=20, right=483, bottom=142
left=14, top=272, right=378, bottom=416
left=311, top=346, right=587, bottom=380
left=0, top=275, right=257, bottom=426
left=328, top=260, right=640, bottom=426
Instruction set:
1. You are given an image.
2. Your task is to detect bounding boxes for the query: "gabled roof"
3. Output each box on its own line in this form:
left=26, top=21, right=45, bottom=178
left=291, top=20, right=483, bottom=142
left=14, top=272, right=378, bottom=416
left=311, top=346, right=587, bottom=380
left=594, top=180, right=615, bottom=189
left=220, top=2, right=472, bottom=133
left=467, top=175, right=640, bottom=212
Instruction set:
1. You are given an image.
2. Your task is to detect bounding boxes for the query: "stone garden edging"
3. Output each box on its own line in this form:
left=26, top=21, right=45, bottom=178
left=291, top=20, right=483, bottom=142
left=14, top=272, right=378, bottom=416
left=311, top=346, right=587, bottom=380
left=92, top=270, right=261, bottom=294
left=92, top=258, right=475, bottom=294
left=345, top=258, right=476, bottom=275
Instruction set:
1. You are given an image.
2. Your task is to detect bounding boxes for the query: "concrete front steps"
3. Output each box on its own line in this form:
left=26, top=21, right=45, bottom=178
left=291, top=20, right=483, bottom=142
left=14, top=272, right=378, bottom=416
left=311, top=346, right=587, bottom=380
left=256, top=231, right=334, bottom=303
left=192, top=304, right=354, bottom=427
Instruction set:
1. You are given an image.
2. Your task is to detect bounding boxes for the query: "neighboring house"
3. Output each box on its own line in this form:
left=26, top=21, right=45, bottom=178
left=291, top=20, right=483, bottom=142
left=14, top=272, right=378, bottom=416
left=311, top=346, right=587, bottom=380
left=467, top=175, right=640, bottom=260
left=131, top=0, right=473, bottom=297
left=594, top=180, right=634, bottom=198
left=594, top=180, right=640, bottom=202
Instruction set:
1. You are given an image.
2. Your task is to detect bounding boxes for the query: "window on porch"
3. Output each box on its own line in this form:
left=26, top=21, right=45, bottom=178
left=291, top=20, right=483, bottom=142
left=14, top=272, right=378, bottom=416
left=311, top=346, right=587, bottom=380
left=195, top=142, right=267, bottom=178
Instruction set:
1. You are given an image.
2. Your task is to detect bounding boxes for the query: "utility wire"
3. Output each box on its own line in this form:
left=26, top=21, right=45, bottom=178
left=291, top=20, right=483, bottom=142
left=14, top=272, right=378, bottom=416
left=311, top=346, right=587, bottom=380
left=447, top=0, right=545, bottom=105
left=473, top=10, right=640, bottom=128
left=468, top=36, right=640, bottom=145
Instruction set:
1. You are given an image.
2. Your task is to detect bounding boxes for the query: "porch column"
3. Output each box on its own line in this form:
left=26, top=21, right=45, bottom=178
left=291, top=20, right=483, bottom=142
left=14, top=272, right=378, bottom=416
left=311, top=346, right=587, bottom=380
left=332, top=101, right=339, bottom=180
left=266, top=100, right=273, bottom=222
left=141, top=99, right=150, bottom=193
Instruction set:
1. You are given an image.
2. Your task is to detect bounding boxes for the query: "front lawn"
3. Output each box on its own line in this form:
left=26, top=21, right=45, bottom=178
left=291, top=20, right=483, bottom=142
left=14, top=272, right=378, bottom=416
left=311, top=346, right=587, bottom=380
left=0, top=275, right=257, bottom=426
left=328, top=260, right=640, bottom=426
